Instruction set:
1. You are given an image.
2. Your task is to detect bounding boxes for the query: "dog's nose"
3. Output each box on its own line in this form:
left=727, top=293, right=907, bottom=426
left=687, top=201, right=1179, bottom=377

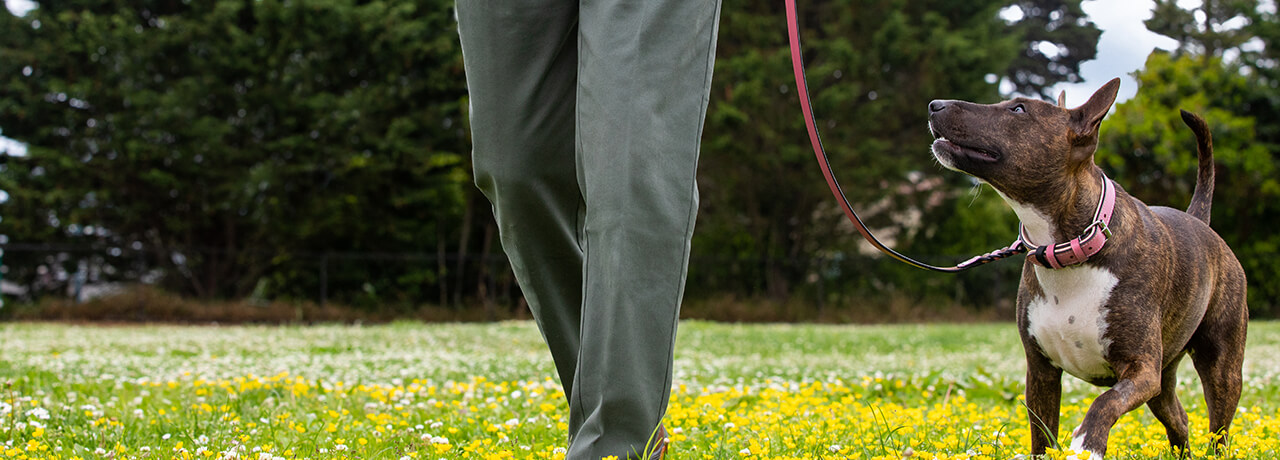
left=929, top=100, right=949, bottom=113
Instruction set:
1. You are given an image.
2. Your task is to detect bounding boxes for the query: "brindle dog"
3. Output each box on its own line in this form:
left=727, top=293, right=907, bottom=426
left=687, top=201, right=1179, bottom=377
left=928, top=78, right=1247, bottom=459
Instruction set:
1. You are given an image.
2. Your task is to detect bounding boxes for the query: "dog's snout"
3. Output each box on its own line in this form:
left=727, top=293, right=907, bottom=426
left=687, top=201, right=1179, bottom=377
left=929, top=100, right=949, bottom=113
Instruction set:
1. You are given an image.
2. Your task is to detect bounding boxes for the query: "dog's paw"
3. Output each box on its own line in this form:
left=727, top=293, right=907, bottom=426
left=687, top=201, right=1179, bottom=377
left=1066, top=426, right=1103, bottom=460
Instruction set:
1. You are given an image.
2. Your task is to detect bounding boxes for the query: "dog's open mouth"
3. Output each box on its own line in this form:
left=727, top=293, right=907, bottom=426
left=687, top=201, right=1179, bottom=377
left=930, top=129, right=1001, bottom=163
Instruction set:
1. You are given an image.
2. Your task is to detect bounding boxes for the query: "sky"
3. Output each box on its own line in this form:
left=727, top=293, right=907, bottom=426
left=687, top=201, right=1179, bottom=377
left=1045, top=1, right=1180, bottom=107
left=0, top=0, right=1206, bottom=156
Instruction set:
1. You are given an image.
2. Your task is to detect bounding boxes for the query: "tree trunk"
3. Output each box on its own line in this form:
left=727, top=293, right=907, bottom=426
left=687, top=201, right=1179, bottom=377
left=452, top=191, right=475, bottom=307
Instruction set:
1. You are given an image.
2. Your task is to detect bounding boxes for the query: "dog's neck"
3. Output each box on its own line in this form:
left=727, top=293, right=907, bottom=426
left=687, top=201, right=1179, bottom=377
left=996, top=167, right=1107, bottom=246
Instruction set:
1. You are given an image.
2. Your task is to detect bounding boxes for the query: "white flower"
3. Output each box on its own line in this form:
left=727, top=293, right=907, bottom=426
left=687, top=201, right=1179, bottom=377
left=430, top=436, right=449, bottom=444
left=25, top=408, right=50, bottom=420
left=739, top=447, right=752, bottom=455
left=828, top=444, right=843, bottom=453
left=334, top=444, right=349, bottom=452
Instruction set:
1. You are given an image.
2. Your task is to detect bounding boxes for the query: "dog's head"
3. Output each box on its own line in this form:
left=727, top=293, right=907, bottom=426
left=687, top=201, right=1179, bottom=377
left=927, top=78, right=1120, bottom=204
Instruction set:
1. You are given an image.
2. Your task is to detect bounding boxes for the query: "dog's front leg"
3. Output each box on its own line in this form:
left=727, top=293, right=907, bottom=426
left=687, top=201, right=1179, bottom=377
left=1072, top=359, right=1163, bottom=459
left=1024, top=350, right=1063, bottom=456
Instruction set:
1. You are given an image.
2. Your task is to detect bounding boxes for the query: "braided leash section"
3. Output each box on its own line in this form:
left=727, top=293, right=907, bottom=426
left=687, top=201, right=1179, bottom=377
left=957, top=238, right=1030, bottom=270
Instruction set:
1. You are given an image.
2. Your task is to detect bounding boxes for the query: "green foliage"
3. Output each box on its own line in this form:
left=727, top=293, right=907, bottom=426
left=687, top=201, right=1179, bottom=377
left=1147, top=0, right=1257, bottom=59
left=692, top=0, right=1091, bottom=307
left=2, top=0, right=1105, bottom=314
left=1003, top=0, right=1101, bottom=98
left=0, top=0, right=470, bottom=301
left=1096, top=0, right=1280, bottom=315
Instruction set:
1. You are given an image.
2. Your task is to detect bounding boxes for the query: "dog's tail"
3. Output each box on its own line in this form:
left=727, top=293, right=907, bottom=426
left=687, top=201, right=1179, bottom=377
left=1182, top=109, right=1214, bottom=225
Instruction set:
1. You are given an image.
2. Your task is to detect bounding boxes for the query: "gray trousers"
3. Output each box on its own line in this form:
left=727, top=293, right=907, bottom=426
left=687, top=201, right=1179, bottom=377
left=456, top=0, right=721, bottom=458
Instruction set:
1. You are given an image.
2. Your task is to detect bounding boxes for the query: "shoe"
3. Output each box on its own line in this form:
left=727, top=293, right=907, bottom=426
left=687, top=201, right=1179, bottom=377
left=650, top=423, right=669, bottom=460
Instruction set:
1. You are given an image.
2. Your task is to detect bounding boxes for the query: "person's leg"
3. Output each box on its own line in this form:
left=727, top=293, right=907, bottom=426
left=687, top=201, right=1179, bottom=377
left=567, top=0, right=722, bottom=458
left=456, top=1, right=585, bottom=404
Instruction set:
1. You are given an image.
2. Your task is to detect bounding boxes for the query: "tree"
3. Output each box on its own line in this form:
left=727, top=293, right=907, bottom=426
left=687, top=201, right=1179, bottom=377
left=1146, top=0, right=1256, bottom=60
left=1098, top=0, right=1280, bottom=314
left=0, top=0, right=472, bottom=303
left=690, top=0, right=1091, bottom=307
left=2, top=0, right=1104, bottom=314
left=1003, top=0, right=1101, bottom=98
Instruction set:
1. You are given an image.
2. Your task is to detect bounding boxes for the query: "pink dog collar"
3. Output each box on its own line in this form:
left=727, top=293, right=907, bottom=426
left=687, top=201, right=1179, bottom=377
left=1021, top=172, right=1117, bottom=269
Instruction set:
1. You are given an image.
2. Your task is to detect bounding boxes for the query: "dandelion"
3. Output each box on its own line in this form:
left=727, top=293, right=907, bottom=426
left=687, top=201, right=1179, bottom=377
left=3, top=323, right=1279, bottom=460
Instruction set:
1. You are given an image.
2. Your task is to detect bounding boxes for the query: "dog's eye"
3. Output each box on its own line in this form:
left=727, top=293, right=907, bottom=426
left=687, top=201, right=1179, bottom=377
left=1011, top=104, right=1025, bottom=113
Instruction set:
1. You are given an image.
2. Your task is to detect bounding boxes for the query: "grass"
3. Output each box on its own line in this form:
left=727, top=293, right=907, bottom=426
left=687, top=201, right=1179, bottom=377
left=0, top=320, right=1278, bottom=459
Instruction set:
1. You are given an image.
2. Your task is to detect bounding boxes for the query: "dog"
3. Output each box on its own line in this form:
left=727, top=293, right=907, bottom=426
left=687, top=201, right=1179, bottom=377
left=927, top=78, right=1248, bottom=459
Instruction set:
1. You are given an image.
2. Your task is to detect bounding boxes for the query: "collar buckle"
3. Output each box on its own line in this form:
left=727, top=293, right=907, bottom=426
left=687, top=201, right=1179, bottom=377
left=1091, top=219, right=1113, bottom=239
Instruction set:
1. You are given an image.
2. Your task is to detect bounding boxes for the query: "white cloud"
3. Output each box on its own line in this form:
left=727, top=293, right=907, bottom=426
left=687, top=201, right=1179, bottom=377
left=1, top=136, right=26, bottom=157
left=1049, top=0, right=1179, bottom=107
left=4, top=0, right=35, bottom=16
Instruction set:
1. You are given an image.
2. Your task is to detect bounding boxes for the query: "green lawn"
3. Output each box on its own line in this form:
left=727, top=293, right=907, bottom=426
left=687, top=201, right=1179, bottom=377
left=0, top=320, right=1277, bottom=459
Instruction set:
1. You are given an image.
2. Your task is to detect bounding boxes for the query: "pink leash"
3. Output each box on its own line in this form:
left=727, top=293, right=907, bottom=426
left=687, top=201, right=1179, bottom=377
left=784, top=0, right=1024, bottom=272
left=784, top=0, right=1113, bottom=272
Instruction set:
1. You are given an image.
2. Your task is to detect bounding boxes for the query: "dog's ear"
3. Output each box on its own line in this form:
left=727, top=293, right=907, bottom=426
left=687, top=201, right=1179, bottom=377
left=1057, top=90, right=1067, bottom=108
left=1065, top=78, right=1119, bottom=166
left=1069, top=78, right=1120, bottom=140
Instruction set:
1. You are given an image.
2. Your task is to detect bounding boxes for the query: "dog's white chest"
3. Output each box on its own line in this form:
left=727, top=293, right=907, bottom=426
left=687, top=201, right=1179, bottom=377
left=1026, top=265, right=1119, bottom=380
